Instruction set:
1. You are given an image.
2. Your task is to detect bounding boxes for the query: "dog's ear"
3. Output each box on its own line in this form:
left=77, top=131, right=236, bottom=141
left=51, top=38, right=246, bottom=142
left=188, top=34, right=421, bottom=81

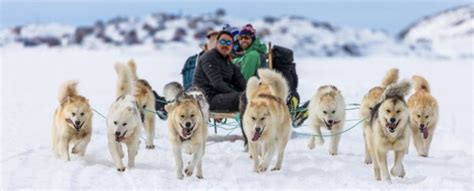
left=165, top=103, right=175, bottom=113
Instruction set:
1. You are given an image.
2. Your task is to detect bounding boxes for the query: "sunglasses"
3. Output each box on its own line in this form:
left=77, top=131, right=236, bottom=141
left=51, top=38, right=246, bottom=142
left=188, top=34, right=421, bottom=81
left=218, top=39, right=232, bottom=46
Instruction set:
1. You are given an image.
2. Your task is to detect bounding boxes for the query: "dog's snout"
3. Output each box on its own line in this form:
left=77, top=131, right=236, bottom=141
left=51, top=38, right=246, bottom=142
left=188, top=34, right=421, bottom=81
left=185, top=122, right=192, bottom=128
left=115, top=131, right=121, bottom=136
left=75, top=121, right=81, bottom=126
left=390, top=118, right=396, bottom=123
left=420, top=124, right=426, bottom=128
left=328, top=120, right=334, bottom=124
left=255, top=127, right=261, bottom=132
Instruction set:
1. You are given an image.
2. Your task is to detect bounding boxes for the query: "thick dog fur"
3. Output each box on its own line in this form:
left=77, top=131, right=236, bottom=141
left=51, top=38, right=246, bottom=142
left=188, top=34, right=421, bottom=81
left=408, top=75, right=439, bottom=157
left=128, top=60, right=156, bottom=149
left=360, top=68, right=399, bottom=164
left=164, top=82, right=208, bottom=179
left=243, top=68, right=292, bottom=173
left=307, top=85, right=346, bottom=155
left=52, top=80, right=93, bottom=161
left=163, top=82, right=209, bottom=122
left=367, top=80, right=411, bottom=182
left=106, top=63, right=142, bottom=172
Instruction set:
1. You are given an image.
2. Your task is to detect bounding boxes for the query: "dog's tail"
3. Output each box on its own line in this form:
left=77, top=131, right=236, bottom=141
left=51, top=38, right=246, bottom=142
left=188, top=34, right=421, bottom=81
left=381, top=80, right=411, bottom=101
left=246, top=76, right=260, bottom=100
left=412, top=75, right=431, bottom=93
left=127, top=59, right=139, bottom=81
left=58, top=80, right=79, bottom=103
left=381, top=68, right=399, bottom=88
left=163, top=82, right=184, bottom=101
left=257, top=68, right=289, bottom=100
left=115, top=63, right=134, bottom=97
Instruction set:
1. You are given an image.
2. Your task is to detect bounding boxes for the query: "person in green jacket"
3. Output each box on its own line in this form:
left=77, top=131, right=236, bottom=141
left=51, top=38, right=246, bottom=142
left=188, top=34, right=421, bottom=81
left=232, top=24, right=267, bottom=80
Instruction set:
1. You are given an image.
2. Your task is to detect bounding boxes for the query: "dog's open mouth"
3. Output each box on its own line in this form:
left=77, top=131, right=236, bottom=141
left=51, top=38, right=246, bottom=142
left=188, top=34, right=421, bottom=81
left=180, top=123, right=195, bottom=138
left=66, top=118, right=84, bottom=132
left=323, top=119, right=339, bottom=130
left=419, top=126, right=429, bottom=139
left=385, top=119, right=400, bottom=133
left=115, top=130, right=127, bottom=142
left=252, top=128, right=263, bottom=141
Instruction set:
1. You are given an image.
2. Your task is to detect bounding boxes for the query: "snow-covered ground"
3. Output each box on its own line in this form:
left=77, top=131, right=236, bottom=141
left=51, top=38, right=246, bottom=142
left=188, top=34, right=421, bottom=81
left=1, top=46, right=472, bottom=190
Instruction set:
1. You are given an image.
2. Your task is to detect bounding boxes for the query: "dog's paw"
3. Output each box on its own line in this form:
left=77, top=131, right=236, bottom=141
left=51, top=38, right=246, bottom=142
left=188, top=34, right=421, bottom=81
left=257, top=164, right=268, bottom=173
left=60, top=154, right=70, bottom=161
left=382, top=175, right=392, bottom=183
left=364, top=158, right=372, bottom=165
left=271, top=167, right=281, bottom=171
left=390, top=166, right=405, bottom=178
left=117, top=167, right=126, bottom=172
left=419, top=153, right=428, bottom=157
left=146, top=144, right=155, bottom=149
left=71, top=147, right=78, bottom=154
left=196, top=174, right=204, bottom=179
left=177, top=173, right=184, bottom=180
left=329, top=150, right=338, bottom=156
left=184, top=167, right=193, bottom=176
left=308, top=141, right=315, bottom=150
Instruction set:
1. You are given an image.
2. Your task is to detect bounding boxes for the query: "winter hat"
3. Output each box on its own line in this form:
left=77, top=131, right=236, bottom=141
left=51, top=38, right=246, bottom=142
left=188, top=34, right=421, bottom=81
left=222, top=24, right=240, bottom=40
left=206, top=29, right=218, bottom=39
left=239, top=24, right=256, bottom=40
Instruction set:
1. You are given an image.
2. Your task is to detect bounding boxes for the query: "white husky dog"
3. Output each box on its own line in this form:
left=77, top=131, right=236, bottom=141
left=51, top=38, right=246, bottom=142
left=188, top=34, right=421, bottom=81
left=163, top=82, right=209, bottom=179
left=307, top=85, right=346, bottom=155
left=52, top=80, right=93, bottom=161
left=367, top=80, right=411, bottom=182
left=106, top=63, right=142, bottom=172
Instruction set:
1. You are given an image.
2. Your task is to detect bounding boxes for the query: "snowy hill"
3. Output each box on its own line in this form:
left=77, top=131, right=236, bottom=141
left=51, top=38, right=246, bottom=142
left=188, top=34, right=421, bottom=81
left=399, top=4, right=474, bottom=58
left=1, top=7, right=472, bottom=58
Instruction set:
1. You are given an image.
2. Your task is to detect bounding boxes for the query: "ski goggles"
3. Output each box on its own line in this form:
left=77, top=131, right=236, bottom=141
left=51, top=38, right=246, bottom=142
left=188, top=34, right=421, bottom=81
left=218, top=39, right=232, bottom=46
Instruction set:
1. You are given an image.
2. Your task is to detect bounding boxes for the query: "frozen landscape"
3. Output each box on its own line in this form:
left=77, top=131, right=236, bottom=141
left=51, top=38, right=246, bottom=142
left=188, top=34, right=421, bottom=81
left=1, top=4, right=473, bottom=191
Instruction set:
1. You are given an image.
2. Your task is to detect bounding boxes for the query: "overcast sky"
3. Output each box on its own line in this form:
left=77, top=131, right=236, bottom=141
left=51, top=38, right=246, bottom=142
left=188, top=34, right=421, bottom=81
left=0, top=0, right=470, bottom=34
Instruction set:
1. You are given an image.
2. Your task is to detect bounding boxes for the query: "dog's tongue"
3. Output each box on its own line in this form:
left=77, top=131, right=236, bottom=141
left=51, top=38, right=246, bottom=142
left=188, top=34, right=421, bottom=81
left=182, top=129, right=191, bottom=136
left=386, top=123, right=395, bottom=129
left=252, top=131, right=262, bottom=141
left=422, top=128, right=429, bottom=139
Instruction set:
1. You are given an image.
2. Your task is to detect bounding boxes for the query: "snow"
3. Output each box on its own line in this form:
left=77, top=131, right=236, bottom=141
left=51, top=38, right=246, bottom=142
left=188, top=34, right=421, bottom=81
left=401, top=5, right=474, bottom=58
left=1, top=46, right=472, bottom=190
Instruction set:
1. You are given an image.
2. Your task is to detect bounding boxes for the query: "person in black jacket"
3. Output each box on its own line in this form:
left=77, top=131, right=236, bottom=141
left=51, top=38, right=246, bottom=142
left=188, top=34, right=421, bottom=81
left=192, top=31, right=246, bottom=112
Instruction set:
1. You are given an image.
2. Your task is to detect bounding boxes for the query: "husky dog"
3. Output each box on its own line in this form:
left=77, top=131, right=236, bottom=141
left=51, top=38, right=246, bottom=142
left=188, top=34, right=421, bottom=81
left=127, top=60, right=156, bottom=149
left=163, top=82, right=209, bottom=179
left=408, top=75, right=439, bottom=157
left=106, top=63, right=142, bottom=172
left=243, top=68, right=292, bottom=173
left=367, top=80, right=411, bottom=182
left=360, top=68, right=399, bottom=164
left=307, top=85, right=345, bottom=155
left=52, top=80, right=93, bottom=161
